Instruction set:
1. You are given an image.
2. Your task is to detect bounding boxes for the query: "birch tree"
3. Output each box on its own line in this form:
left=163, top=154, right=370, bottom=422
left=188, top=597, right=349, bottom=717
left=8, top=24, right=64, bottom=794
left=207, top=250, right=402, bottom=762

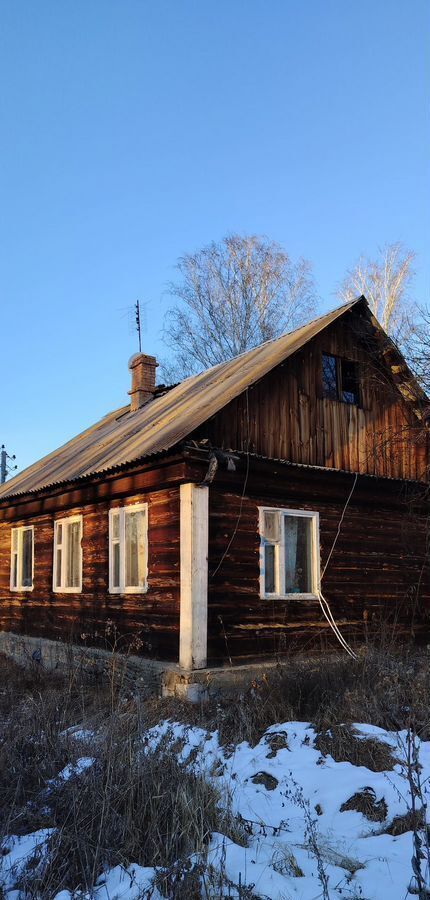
left=338, top=242, right=416, bottom=338
left=162, top=234, right=317, bottom=379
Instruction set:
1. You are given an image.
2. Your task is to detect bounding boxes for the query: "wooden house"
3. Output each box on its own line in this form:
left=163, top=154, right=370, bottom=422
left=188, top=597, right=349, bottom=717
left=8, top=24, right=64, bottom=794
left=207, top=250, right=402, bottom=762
left=0, top=296, right=429, bottom=670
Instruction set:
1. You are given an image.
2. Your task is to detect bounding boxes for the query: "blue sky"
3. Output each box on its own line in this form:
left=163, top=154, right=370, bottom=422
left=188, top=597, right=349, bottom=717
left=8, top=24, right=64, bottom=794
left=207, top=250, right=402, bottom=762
left=1, top=0, right=429, bottom=473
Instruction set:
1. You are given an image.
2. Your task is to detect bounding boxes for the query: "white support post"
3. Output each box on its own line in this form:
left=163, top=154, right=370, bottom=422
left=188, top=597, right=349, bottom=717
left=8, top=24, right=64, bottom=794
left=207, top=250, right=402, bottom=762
left=179, top=483, right=209, bottom=670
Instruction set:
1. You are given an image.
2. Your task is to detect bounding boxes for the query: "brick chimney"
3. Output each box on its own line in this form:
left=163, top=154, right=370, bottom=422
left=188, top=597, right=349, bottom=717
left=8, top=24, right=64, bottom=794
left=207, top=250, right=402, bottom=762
left=128, top=353, right=158, bottom=411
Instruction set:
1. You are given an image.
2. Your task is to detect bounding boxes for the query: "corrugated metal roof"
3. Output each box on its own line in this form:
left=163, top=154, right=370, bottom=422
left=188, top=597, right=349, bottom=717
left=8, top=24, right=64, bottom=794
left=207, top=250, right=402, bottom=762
left=0, top=298, right=366, bottom=501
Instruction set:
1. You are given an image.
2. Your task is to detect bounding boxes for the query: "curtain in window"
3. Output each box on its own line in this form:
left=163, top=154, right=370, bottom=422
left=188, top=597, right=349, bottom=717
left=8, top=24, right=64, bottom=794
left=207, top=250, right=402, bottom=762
left=11, top=530, right=18, bottom=589
left=111, top=512, right=120, bottom=589
left=125, top=509, right=146, bottom=589
left=21, top=529, right=33, bottom=588
left=55, top=523, right=63, bottom=588
left=284, top=516, right=299, bottom=593
left=66, top=521, right=81, bottom=588
left=285, top=516, right=311, bottom=593
left=263, top=511, right=280, bottom=594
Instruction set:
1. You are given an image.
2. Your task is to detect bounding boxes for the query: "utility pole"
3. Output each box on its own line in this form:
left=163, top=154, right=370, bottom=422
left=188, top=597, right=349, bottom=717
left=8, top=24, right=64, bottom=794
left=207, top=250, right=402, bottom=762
left=0, top=445, right=17, bottom=484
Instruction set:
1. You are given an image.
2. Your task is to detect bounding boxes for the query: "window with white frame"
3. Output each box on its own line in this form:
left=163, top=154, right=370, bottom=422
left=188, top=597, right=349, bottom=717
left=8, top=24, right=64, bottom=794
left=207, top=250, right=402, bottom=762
left=109, top=503, right=148, bottom=594
left=10, top=526, right=34, bottom=591
left=53, top=515, right=83, bottom=592
left=259, top=508, right=320, bottom=599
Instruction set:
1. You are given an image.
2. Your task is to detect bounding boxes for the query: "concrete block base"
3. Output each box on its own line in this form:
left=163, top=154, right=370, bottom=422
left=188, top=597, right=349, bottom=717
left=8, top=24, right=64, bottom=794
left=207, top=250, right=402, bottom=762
left=0, top=631, right=282, bottom=701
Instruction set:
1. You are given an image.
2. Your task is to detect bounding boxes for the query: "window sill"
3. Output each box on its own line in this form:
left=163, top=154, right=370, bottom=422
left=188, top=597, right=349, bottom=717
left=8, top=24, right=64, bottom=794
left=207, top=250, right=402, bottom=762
left=108, top=586, right=149, bottom=596
left=53, top=587, right=82, bottom=594
left=10, top=586, right=34, bottom=592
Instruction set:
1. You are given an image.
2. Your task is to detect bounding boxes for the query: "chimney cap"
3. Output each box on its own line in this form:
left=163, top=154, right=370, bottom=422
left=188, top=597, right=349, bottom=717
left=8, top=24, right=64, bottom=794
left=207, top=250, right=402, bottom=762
left=128, top=352, right=158, bottom=371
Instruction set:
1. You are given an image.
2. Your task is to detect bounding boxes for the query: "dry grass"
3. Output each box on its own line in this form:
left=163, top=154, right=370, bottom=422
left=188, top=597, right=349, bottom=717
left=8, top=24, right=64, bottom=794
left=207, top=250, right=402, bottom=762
left=314, top=725, right=397, bottom=771
left=144, top=644, right=430, bottom=748
left=384, top=808, right=426, bottom=836
left=34, top=732, right=236, bottom=897
left=250, top=771, right=279, bottom=790
left=0, top=641, right=428, bottom=897
left=0, top=656, right=243, bottom=898
left=0, top=656, right=114, bottom=838
left=340, top=788, right=388, bottom=822
left=264, top=731, right=289, bottom=757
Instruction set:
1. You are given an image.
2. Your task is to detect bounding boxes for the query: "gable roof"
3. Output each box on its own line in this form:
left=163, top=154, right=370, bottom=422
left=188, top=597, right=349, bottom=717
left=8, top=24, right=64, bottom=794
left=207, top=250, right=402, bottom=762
left=0, top=297, right=426, bottom=501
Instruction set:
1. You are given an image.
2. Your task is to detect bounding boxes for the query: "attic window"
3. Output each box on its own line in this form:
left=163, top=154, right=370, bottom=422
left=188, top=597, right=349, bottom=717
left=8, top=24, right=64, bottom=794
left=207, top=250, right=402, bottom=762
left=322, top=353, right=359, bottom=405
left=322, top=354, right=338, bottom=399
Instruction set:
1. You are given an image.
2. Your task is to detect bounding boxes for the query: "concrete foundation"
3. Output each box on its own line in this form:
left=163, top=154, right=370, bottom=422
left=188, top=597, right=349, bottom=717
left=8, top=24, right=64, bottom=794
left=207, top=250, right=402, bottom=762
left=0, top=631, right=282, bottom=701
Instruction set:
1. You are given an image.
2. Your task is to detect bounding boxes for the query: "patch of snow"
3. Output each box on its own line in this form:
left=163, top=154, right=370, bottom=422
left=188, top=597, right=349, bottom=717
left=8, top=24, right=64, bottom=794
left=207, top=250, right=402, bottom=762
left=47, top=756, right=95, bottom=790
left=52, top=864, right=162, bottom=899
left=146, top=719, right=428, bottom=898
left=61, top=725, right=95, bottom=744
left=55, top=756, right=95, bottom=782
left=4, top=720, right=429, bottom=899
left=0, top=829, right=53, bottom=892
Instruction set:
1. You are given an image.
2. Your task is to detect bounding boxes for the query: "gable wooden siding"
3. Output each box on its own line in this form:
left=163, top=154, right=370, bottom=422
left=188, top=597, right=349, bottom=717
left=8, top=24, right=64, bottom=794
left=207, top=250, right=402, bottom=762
left=196, top=316, right=428, bottom=481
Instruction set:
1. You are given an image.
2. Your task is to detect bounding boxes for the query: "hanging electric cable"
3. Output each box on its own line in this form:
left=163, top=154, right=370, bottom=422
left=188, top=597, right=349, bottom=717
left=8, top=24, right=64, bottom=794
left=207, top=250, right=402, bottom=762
left=319, top=472, right=359, bottom=658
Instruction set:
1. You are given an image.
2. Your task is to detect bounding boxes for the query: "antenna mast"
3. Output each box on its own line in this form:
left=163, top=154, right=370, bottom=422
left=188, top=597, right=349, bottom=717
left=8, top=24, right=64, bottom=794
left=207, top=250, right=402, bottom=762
left=135, top=300, right=142, bottom=353
left=1, top=445, right=17, bottom=484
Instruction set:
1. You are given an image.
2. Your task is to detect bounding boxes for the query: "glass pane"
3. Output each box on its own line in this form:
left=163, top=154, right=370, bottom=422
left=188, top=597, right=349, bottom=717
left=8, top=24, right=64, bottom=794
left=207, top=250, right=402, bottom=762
left=322, top=353, right=338, bottom=399
left=125, top=510, right=146, bottom=588
left=284, top=516, right=312, bottom=594
left=66, top=521, right=81, bottom=588
left=21, top=530, right=33, bottom=588
left=12, top=553, right=18, bottom=588
left=341, top=359, right=359, bottom=404
left=56, top=548, right=62, bottom=588
left=113, top=542, right=120, bottom=588
left=263, top=511, right=280, bottom=543
left=111, top=512, right=120, bottom=541
left=56, top=523, right=62, bottom=545
left=264, top=544, right=276, bottom=593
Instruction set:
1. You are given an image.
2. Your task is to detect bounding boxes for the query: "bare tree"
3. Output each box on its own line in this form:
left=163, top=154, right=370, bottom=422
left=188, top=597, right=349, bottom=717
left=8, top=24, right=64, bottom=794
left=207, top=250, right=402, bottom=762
left=404, top=304, right=430, bottom=394
left=338, top=242, right=416, bottom=338
left=161, top=234, right=317, bottom=380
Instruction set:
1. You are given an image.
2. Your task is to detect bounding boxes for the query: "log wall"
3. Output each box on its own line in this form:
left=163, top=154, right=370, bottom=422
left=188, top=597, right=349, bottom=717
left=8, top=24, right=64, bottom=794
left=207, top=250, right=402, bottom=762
left=206, top=462, right=430, bottom=663
left=0, top=486, right=181, bottom=660
left=0, top=457, right=428, bottom=664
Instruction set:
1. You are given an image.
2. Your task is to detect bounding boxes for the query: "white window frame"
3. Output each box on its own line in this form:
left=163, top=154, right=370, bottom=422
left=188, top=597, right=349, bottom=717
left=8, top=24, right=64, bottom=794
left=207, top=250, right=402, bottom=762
left=10, top=525, right=34, bottom=591
left=259, top=507, right=320, bottom=600
left=53, top=515, right=83, bottom=593
left=109, top=502, right=148, bottom=595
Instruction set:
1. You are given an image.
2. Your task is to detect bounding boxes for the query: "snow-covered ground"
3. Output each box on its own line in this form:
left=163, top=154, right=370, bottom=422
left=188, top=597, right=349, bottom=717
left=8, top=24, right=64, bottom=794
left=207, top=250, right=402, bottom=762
left=1, top=720, right=428, bottom=899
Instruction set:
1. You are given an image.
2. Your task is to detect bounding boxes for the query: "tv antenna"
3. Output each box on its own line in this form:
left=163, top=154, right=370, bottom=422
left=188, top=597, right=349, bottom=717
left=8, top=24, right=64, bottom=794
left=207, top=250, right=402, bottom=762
left=1, top=445, right=17, bottom=484
left=121, top=299, right=149, bottom=352
left=135, top=300, right=142, bottom=353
